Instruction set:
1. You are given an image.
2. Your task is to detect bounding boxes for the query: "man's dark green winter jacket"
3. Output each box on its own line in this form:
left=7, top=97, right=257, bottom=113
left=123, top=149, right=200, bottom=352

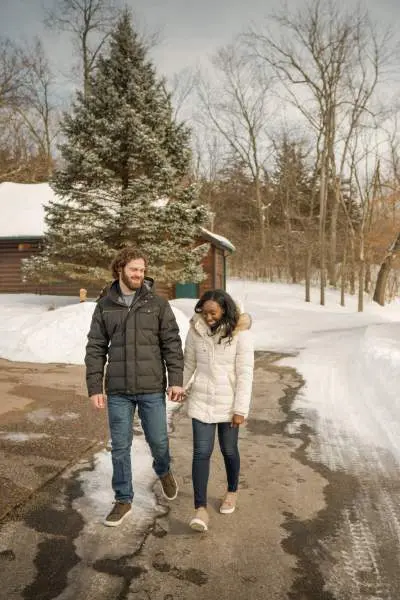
left=85, top=279, right=183, bottom=396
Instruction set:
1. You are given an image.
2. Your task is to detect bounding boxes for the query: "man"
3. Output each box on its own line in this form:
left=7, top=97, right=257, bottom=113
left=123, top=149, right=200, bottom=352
left=85, top=247, right=184, bottom=526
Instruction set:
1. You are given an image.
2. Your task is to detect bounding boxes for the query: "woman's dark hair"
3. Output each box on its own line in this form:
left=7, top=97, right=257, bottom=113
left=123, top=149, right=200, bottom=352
left=195, top=289, right=239, bottom=343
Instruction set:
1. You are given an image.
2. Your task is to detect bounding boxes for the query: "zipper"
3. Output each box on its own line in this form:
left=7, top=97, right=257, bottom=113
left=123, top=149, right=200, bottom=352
left=124, top=297, right=149, bottom=392
left=124, top=305, right=131, bottom=392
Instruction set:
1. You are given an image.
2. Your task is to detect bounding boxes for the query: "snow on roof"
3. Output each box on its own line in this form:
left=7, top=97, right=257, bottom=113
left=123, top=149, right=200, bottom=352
left=200, top=227, right=236, bottom=252
left=0, top=182, right=57, bottom=238
left=0, top=183, right=236, bottom=252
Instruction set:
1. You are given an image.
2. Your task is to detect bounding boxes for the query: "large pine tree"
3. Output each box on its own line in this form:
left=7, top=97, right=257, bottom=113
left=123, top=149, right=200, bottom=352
left=26, top=11, right=209, bottom=286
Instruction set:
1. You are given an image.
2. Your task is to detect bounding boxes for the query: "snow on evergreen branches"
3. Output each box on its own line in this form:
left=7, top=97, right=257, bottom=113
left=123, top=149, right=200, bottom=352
left=23, top=10, right=209, bottom=287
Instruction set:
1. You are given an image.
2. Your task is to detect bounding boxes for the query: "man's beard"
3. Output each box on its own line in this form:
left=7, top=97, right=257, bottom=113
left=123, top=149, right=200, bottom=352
left=121, top=269, right=143, bottom=291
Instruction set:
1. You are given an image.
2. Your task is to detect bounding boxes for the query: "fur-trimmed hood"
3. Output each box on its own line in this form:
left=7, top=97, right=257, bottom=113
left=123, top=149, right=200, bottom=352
left=190, top=311, right=252, bottom=337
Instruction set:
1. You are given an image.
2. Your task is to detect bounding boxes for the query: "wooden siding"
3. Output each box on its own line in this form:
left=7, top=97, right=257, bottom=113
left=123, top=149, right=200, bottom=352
left=198, top=247, right=225, bottom=297
left=0, top=239, right=100, bottom=297
left=153, top=280, right=175, bottom=301
left=0, top=238, right=229, bottom=300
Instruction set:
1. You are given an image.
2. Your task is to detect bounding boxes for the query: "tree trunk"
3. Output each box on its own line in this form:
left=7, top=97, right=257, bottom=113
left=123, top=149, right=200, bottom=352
left=364, top=263, right=371, bottom=293
left=305, top=246, right=312, bottom=302
left=319, top=150, right=328, bottom=306
left=349, top=237, right=356, bottom=295
left=340, top=224, right=348, bottom=307
left=329, top=181, right=340, bottom=287
left=373, top=231, right=400, bottom=305
left=284, top=210, right=297, bottom=283
left=358, top=260, right=364, bottom=312
left=255, top=177, right=265, bottom=250
left=358, top=234, right=365, bottom=312
left=82, top=30, right=90, bottom=100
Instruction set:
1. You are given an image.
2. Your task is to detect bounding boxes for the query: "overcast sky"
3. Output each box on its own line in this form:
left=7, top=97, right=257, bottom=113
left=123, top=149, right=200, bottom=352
left=0, top=0, right=399, bottom=83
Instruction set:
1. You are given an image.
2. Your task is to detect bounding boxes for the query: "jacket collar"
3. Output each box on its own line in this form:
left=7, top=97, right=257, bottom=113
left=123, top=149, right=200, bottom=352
left=107, top=277, right=154, bottom=306
left=190, top=312, right=252, bottom=338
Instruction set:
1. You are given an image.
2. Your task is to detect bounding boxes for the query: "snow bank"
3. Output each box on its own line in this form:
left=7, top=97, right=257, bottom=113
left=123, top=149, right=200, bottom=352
left=0, top=296, right=189, bottom=365
left=285, top=322, right=400, bottom=468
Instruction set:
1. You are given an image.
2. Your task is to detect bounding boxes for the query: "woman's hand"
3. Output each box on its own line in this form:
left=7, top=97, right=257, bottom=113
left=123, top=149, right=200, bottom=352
left=90, top=394, right=106, bottom=409
left=231, top=413, right=245, bottom=428
left=168, top=387, right=187, bottom=402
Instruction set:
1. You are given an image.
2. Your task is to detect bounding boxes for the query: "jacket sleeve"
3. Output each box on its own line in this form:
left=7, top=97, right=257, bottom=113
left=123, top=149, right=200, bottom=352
left=183, top=328, right=197, bottom=388
left=159, top=302, right=184, bottom=387
left=233, top=330, right=254, bottom=418
left=85, top=304, right=109, bottom=396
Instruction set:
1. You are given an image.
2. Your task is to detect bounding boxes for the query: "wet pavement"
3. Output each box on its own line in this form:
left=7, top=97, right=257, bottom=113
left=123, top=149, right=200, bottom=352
left=0, top=354, right=400, bottom=598
left=0, top=359, right=108, bottom=521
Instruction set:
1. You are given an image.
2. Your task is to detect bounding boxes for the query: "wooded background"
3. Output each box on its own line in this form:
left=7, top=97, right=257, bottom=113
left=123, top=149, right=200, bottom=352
left=1, top=0, right=399, bottom=308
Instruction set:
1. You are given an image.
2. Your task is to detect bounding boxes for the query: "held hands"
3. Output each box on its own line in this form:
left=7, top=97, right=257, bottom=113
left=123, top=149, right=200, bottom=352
left=167, top=386, right=186, bottom=402
left=91, top=390, right=186, bottom=407
left=90, top=394, right=106, bottom=409
left=231, top=413, right=245, bottom=428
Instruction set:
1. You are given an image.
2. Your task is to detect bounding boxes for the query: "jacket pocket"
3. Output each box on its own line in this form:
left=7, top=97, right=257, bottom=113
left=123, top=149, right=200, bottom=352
left=137, top=307, right=159, bottom=330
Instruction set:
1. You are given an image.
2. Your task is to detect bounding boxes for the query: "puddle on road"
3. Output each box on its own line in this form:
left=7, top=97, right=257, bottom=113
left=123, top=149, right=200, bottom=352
left=9, top=461, right=89, bottom=600
left=152, top=550, right=208, bottom=586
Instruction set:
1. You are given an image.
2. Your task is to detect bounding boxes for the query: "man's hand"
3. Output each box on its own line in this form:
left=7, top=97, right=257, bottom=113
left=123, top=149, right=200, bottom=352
left=167, top=386, right=185, bottom=402
left=231, top=413, right=245, bottom=428
left=90, top=393, right=106, bottom=409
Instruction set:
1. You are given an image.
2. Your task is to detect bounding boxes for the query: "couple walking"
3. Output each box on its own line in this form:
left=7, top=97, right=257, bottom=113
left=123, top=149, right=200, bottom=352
left=85, top=247, right=254, bottom=532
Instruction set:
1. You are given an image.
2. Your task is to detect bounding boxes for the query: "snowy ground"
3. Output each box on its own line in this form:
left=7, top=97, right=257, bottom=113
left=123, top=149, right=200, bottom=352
left=226, top=280, right=400, bottom=471
left=1, top=282, right=400, bottom=473
left=1, top=281, right=400, bottom=598
left=0, top=292, right=189, bottom=537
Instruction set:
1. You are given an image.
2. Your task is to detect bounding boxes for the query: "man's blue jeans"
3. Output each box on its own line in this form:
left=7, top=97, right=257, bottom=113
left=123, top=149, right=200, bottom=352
left=192, top=418, right=240, bottom=509
left=107, top=393, right=170, bottom=503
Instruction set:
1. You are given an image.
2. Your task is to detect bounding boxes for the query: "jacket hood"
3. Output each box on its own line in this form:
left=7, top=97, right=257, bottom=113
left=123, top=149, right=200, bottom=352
left=190, top=311, right=252, bottom=335
left=236, top=312, right=252, bottom=332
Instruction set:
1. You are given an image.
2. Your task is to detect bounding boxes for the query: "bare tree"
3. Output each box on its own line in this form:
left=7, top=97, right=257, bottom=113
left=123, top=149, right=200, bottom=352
left=197, top=40, right=272, bottom=252
left=373, top=129, right=400, bottom=304
left=373, top=232, right=400, bottom=305
left=246, top=0, right=393, bottom=304
left=0, top=38, right=58, bottom=181
left=270, top=133, right=315, bottom=284
left=45, top=0, right=120, bottom=98
left=0, top=37, right=27, bottom=107
left=15, top=39, right=59, bottom=177
left=168, top=67, right=197, bottom=121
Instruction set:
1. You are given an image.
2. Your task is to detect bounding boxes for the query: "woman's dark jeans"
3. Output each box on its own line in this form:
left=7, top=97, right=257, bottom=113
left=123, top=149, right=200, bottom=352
left=192, top=418, right=240, bottom=509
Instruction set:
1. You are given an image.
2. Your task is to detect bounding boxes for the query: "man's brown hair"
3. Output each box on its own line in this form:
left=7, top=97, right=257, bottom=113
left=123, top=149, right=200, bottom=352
left=110, top=247, right=148, bottom=280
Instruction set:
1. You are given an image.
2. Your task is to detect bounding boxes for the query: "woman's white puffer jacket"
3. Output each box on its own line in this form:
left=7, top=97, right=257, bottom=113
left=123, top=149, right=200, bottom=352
left=182, top=312, right=254, bottom=423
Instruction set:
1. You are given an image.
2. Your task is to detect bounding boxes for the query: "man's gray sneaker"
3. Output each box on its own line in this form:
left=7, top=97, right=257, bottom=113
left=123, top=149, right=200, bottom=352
left=160, top=471, right=178, bottom=500
left=104, top=502, right=132, bottom=527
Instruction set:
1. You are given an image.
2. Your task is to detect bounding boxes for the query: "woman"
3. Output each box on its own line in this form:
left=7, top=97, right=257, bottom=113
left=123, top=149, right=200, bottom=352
left=182, top=289, right=254, bottom=532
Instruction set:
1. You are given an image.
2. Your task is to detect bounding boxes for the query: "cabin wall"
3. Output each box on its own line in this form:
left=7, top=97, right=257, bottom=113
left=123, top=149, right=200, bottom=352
left=0, top=239, right=229, bottom=300
left=0, top=239, right=99, bottom=297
